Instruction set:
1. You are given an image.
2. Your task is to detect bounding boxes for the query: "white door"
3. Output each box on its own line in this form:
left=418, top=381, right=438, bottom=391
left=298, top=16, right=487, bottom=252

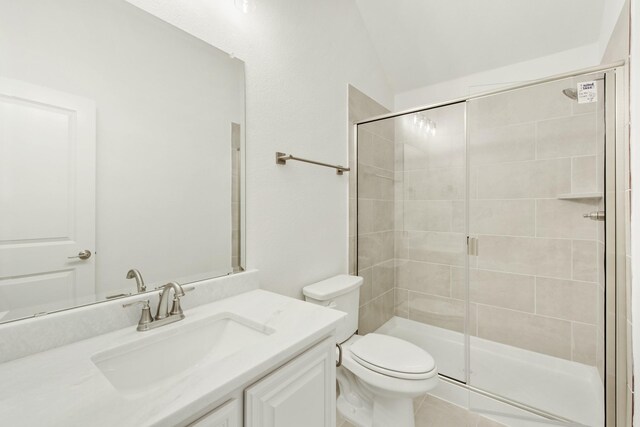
left=0, top=77, right=96, bottom=320
left=245, top=337, right=336, bottom=427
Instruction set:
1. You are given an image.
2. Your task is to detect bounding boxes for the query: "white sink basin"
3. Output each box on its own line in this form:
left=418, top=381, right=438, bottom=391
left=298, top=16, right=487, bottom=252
left=91, top=313, right=272, bottom=394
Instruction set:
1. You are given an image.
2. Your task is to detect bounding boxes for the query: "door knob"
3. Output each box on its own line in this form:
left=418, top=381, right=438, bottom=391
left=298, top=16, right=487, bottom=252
left=68, top=250, right=92, bottom=260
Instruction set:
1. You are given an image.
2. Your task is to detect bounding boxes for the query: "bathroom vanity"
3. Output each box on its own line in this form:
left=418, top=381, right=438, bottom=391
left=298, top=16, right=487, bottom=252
left=0, top=284, right=344, bottom=427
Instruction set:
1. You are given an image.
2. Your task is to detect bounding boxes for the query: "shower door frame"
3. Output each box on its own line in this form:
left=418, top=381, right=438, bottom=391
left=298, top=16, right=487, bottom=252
left=354, top=61, right=628, bottom=426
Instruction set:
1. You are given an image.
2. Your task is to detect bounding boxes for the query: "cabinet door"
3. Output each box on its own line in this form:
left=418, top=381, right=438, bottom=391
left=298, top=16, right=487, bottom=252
left=189, top=399, right=241, bottom=427
left=245, top=337, right=336, bottom=427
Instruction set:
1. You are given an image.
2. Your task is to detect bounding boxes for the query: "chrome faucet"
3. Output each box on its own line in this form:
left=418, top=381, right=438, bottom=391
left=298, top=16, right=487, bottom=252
left=126, top=269, right=145, bottom=292
left=122, top=281, right=191, bottom=332
left=155, top=281, right=185, bottom=320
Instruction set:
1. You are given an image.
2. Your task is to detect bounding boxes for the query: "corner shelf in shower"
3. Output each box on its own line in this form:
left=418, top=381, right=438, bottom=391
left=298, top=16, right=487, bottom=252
left=556, top=192, right=603, bottom=200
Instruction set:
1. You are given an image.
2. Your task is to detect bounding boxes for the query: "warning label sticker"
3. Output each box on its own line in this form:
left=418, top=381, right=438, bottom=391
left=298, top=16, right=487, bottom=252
left=577, top=81, right=597, bottom=104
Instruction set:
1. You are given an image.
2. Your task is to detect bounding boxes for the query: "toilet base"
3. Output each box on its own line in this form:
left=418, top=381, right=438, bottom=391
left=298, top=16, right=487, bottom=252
left=337, top=393, right=415, bottom=427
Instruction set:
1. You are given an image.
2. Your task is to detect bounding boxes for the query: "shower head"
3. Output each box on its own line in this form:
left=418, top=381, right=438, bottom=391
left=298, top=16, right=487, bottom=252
left=562, top=88, right=578, bottom=101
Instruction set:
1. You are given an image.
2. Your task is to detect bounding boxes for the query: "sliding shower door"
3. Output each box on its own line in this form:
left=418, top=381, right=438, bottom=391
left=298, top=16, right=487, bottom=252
left=466, top=74, right=606, bottom=426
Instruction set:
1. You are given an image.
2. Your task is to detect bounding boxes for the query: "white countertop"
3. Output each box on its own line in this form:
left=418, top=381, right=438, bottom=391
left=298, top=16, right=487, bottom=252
left=0, top=289, right=344, bottom=427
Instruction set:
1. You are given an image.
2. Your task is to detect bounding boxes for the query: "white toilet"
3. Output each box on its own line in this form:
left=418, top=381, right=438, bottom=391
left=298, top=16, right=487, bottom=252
left=303, top=275, right=438, bottom=427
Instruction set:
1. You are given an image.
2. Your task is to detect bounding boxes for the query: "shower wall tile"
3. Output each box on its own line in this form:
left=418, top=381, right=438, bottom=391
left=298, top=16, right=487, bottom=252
left=477, top=236, right=572, bottom=279
left=469, top=79, right=573, bottom=128
left=404, top=200, right=454, bottom=232
left=358, top=165, right=393, bottom=200
left=408, top=231, right=467, bottom=267
left=358, top=289, right=394, bottom=335
left=475, top=158, right=571, bottom=199
left=536, top=113, right=597, bottom=159
left=572, top=240, right=598, bottom=282
left=372, top=260, right=395, bottom=299
left=535, top=199, right=599, bottom=239
left=451, top=268, right=535, bottom=313
left=404, top=168, right=465, bottom=201
left=469, top=199, right=535, bottom=236
left=535, top=277, right=598, bottom=324
left=468, top=122, right=536, bottom=166
left=408, top=292, right=466, bottom=333
left=395, top=260, right=450, bottom=296
left=572, top=322, right=597, bottom=365
left=358, top=267, right=372, bottom=306
left=476, top=305, right=572, bottom=360
left=571, top=156, right=597, bottom=194
left=394, top=288, right=409, bottom=318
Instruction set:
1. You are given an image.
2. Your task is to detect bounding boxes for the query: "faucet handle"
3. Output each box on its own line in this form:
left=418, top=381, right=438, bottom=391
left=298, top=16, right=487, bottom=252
left=122, top=299, right=154, bottom=329
left=123, top=299, right=149, bottom=308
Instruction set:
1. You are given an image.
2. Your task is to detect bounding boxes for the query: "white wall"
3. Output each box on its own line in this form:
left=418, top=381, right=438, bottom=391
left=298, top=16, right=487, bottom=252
left=126, top=0, right=394, bottom=298
left=598, top=0, right=628, bottom=59
left=395, top=44, right=601, bottom=109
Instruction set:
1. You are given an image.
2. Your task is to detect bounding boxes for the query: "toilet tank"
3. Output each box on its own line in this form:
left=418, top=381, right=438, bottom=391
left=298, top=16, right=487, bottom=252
left=302, top=275, right=363, bottom=343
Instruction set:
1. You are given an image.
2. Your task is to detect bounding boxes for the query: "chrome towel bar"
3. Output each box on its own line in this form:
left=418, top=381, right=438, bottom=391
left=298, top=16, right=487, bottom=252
left=275, top=152, right=350, bottom=175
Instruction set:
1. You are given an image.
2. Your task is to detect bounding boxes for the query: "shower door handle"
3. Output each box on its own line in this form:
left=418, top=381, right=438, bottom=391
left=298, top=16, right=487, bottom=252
left=583, top=211, right=605, bottom=221
left=467, top=237, right=478, bottom=256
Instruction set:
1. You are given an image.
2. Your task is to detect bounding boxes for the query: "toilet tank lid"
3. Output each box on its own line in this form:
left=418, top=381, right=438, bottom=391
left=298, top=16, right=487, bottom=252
left=303, top=275, right=363, bottom=301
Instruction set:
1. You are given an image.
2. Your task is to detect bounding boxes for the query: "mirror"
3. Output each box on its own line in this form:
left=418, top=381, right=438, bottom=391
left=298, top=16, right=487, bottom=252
left=0, top=0, right=245, bottom=323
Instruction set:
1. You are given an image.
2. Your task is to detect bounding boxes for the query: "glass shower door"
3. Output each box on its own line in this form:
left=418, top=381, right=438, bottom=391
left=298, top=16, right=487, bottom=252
left=466, top=74, right=606, bottom=425
left=356, top=102, right=468, bottom=383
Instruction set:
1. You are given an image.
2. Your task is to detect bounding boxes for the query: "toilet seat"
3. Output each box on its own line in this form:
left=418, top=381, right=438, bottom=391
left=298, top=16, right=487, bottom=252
left=349, top=333, right=436, bottom=380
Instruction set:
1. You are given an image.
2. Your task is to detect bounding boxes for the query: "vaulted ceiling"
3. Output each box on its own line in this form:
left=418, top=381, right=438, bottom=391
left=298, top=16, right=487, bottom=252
left=354, top=0, right=606, bottom=92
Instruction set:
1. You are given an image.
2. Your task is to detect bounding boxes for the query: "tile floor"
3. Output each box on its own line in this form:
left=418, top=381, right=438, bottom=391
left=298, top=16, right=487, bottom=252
left=337, top=394, right=507, bottom=427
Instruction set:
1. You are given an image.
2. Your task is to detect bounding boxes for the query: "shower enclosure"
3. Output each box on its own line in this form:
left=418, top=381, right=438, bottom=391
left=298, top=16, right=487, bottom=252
left=354, top=64, right=627, bottom=426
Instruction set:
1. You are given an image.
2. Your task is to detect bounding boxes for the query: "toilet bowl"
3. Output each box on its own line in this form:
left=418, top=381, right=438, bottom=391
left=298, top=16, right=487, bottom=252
left=303, top=275, right=439, bottom=427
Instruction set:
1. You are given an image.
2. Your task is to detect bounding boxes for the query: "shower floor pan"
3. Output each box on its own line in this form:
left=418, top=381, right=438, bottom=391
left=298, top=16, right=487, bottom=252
left=377, top=316, right=603, bottom=427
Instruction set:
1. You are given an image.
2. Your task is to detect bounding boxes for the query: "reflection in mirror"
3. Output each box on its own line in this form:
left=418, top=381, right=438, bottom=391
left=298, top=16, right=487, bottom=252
left=0, top=0, right=245, bottom=323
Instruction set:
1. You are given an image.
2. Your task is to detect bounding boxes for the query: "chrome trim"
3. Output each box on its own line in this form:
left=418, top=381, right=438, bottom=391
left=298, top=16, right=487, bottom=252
left=355, top=61, right=626, bottom=125
left=275, top=152, right=350, bottom=175
left=126, top=269, right=145, bottom=292
left=438, top=375, right=585, bottom=425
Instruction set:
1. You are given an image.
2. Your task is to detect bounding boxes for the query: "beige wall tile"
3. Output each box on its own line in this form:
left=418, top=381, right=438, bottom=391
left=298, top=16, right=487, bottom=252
left=572, top=240, right=598, bottom=282
left=405, top=168, right=465, bottom=201
left=358, top=289, right=394, bottom=334
left=396, top=260, right=451, bottom=296
left=536, top=113, right=597, bottom=159
left=470, top=199, right=535, bottom=236
left=572, top=322, right=597, bottom=365
left=571, top=155, right=597, bottom=194
left=451, top=268, right=535, bottom=313
left=475, top=158, right=571, bottom=199
left=372, top=260, right=395, bottom=298
left=358, top=267, right=372, bottom=306
left=477, top=235, right=572, bottom=279
left=409, top=292, right=465, bottom=332
left=476, top=305, right=572, bottom=359
left=372, top=200, right=394, bottom=232
left=357, top=231, right=394, bottom=269
left=358, top=164, right=393, bottom=200
left=395, top=288, right=409, bottom=318
left=536, top=277, right=598, bottom=324
left=371, top=134, right=394, bottom=171
left=469, top=79, right=572, bottom=128
left=404, top=200, right=453, bottom=232
left=535, top=199, right=599, bottom=239
left=408, top=231, right=466, bottom=267
left=469, top=122, right=535, bottom=166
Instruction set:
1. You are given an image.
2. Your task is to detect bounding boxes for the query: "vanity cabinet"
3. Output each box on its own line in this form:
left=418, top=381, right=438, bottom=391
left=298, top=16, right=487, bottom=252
left=188, top=399, right=241, bottom=427
left=244, top=337, right=336, bottom=427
